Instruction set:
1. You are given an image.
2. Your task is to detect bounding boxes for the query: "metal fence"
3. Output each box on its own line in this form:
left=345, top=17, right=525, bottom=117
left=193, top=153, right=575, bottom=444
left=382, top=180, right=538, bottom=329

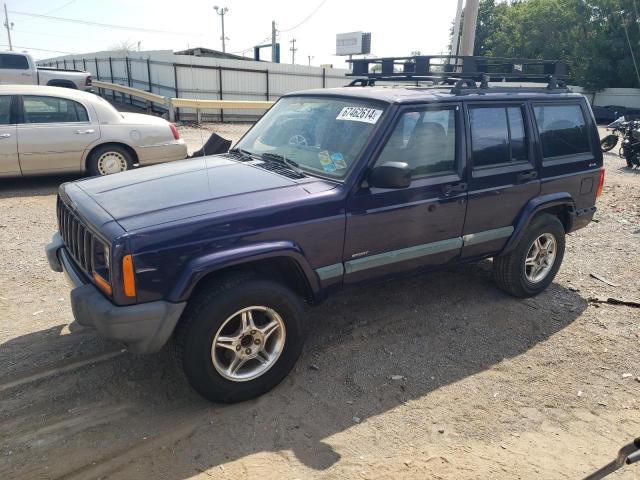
left=39, top=50, right=349, bottom=122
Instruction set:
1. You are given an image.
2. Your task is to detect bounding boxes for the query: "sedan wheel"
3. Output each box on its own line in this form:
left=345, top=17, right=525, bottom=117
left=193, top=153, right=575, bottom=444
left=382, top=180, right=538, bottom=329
left=88, top=145, right=134, bottom=177
left=97, top=151, right=129, bottom=175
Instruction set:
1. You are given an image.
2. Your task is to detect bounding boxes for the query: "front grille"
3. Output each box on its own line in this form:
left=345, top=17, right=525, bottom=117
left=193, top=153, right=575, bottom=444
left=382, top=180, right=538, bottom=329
left=57, top=196, right=95, bottom=275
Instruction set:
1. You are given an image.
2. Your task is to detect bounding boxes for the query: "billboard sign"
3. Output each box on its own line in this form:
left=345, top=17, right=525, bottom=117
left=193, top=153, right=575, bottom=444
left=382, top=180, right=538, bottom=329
left=336, top=32, right=371, bottom=56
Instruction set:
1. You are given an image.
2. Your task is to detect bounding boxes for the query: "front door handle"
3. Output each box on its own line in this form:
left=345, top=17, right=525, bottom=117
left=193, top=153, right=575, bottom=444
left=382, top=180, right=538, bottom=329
left=0, top=133, right=11, bottom=139
left=517, top=170, right=538, bottom=182
left=443, top=182, right=467, bottom=195
left=75, top=129, right=95, bottom=134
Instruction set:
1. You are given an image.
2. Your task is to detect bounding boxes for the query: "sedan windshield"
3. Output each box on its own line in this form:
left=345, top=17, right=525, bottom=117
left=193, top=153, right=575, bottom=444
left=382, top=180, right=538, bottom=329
left=235, top=96, right=386, bottom=179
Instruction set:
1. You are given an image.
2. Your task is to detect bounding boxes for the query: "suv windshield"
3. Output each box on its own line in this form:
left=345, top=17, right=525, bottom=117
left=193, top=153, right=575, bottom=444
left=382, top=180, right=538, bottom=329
left=235, top=96, right=386, bottom=179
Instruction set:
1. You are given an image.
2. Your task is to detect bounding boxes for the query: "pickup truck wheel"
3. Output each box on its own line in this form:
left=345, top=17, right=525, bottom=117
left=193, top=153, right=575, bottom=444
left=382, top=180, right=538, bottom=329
left=87, top=145, right=133, bottom=176
left=493, top=214, right=565, bottom=298
left=173, top=276, right=305, bottom=403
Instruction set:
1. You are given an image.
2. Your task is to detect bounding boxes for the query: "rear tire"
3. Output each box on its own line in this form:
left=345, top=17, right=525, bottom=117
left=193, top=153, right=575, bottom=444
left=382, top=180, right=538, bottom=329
left=172, top=274, right=306, bottom=403
left=87, top=145, right=133, bottom=176
left=493, top=214, right=565, bottom=298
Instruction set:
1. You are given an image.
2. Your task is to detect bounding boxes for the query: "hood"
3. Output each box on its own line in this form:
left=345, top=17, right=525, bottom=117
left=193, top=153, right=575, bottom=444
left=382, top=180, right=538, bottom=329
left=73, top=155, right=337, bottom=231
left=118, top=112, right=170, bottom=126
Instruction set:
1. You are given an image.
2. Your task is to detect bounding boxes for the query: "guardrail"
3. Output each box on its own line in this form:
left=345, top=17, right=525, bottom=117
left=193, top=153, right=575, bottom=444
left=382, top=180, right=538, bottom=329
left=91, top=80, right=274, bottom=123
left=92, top=80, right=166, bottom=104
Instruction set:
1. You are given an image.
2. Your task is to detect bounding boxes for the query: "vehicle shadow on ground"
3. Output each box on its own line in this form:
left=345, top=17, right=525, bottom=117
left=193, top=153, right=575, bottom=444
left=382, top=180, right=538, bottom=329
left=0, top=262, right=588, bottom=479
left=0, top=174, right=83, bottom=199
left=619, top=166, right=640, bottom=174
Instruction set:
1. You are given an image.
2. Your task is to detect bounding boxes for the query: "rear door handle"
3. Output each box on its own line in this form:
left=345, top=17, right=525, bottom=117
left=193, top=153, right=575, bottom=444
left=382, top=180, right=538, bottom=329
left=0, top=133, right=11, bottom=139
left=75, top=129, right=95, bottom=134
left=443, top=182, right=467, bottom=195
left=517, top=170, right=538, bottom=182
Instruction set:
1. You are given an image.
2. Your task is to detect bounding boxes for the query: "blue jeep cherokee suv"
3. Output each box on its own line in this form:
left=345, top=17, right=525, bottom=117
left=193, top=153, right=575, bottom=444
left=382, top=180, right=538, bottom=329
left=46, top=73, right=604, bottom=402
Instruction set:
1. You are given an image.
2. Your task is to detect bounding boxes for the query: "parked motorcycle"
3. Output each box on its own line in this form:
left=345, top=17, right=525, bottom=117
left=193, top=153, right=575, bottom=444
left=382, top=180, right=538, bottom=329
left=600, top=116, right=640, bottom=168
left=584, top=437, right=640, bottom=480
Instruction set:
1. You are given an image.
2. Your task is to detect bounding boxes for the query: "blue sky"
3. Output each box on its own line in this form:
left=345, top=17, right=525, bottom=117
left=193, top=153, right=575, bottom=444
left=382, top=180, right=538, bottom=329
left=6, top=0, right=458, bottom=67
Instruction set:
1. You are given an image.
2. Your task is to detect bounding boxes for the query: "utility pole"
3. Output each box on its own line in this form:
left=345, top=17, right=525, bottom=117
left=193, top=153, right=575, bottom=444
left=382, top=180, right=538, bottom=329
left=3, top=4, right=12, bottom=51
left=213, top=5, right=229, bottom=53
left=459, top=0, right=479, bottom=56
left=451, top=0, right=463, bottom=58
left=308, top=55, right=314, bottom=66
left=290, top=38, right=297, bottom=64
left=271, top=20, right=277, bottom=63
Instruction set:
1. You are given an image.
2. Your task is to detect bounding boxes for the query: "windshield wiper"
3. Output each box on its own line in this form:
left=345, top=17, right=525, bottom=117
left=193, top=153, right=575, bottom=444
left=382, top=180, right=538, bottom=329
left=228, top=147, right=255, bottom=160
left=260, top=152, right=305, bottom=176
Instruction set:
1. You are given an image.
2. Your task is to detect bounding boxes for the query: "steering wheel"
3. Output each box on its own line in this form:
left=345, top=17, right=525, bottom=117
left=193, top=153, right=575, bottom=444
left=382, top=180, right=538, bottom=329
left=288, top=134, right=308, bottom=146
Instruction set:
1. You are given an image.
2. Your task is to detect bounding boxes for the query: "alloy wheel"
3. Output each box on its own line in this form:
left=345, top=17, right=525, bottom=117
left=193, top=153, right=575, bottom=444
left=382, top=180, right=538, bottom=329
left=211, top=306, right=286, bottom=382
left=524, top=233, right=557, bottom=283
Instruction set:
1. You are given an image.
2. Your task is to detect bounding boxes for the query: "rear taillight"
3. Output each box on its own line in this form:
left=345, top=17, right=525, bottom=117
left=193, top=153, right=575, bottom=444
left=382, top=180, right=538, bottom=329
left=596, top=168, right=605, bottom=198
left=169, top=123, right=180, bottom=140
left=85, top=75, right=92, bottom=86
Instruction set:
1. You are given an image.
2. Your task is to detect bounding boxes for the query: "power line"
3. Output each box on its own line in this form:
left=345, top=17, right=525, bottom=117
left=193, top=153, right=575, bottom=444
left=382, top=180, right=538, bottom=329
left=0, top=44, right=75, bottom=54
left=277, top=0, right=327, bottom=32
left=619, top=7, right=640, bottom=87
left=228, top=34, right=272, bottom=55
left=13, top=28, right=78, bottom=39
left=8, top=10, right=196, bottom=36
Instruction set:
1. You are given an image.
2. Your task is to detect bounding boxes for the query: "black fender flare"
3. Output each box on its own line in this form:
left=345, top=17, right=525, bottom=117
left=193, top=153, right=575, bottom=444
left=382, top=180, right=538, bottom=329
left=501, top=193, right=575, bottom=255
left=46, top=79, right=78, bottom=89
left=168, top=241, right=321, bottom=303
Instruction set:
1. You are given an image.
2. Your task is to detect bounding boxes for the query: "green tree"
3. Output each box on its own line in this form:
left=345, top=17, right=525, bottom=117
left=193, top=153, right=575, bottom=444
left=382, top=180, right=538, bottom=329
left=473, top=0, right=640, bottom=89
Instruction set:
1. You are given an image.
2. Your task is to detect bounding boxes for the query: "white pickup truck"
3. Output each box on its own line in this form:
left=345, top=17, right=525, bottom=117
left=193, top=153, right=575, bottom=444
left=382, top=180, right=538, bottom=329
left=0, top=51, right=92, bottom=91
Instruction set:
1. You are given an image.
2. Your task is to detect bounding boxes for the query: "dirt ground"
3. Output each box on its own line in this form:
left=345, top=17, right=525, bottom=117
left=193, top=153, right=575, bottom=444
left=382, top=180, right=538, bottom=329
left=0, top=124, right=638, bottom=480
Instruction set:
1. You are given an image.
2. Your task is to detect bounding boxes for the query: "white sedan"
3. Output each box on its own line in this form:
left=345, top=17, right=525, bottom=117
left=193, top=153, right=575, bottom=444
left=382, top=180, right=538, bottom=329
left=0, top=85, right=187, bottom=177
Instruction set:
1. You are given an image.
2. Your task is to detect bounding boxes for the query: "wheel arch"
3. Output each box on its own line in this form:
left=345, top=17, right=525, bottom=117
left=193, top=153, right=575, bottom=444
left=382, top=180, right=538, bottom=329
left=169, top=242, right=322, bottom=305
left=502, top=193, right=575, bottom=255
left=46, top=79, right=78, bottom=89
left=84, top=142, right=139, bottom=171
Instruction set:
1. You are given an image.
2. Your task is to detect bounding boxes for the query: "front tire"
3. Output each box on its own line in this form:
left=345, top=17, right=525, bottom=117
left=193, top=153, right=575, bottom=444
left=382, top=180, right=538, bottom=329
left=600, top=135, right=618, bottom=152
left=87, top=145, right=133, bottom=176
left=493, top=214, right=565, bottom=298
left=173, top=275, right=305, bottom=403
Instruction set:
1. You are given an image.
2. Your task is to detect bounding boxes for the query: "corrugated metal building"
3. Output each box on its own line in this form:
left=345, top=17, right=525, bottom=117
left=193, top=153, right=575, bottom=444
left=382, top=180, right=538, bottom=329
left=39, top=49, right=349, bottom=121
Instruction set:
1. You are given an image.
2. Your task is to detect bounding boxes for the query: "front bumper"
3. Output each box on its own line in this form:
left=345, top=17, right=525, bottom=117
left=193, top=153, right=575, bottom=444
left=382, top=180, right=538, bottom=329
left=46, top=233, right=186, bottom=354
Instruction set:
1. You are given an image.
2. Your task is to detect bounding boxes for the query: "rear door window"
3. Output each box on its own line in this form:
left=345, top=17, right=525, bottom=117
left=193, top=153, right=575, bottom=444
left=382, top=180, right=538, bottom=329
left=22, top=96, right=89, bottom=124
left=0, top=96, right=12, bottom=124
left=533, top=104, right=591, bottom=158
left=469, top=105, right=529, bottom=168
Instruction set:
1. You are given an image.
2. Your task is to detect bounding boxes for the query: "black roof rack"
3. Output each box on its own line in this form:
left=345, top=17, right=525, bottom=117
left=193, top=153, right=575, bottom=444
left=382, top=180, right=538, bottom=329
left=345, top=55, right=570, bottom=94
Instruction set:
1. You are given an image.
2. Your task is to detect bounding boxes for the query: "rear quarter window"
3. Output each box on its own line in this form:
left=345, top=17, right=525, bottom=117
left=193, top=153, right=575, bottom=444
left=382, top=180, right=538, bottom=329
left=533, top=104, right=591, bottom=158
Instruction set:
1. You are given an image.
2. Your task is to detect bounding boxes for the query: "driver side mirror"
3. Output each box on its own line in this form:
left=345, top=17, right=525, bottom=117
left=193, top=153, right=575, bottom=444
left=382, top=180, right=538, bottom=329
left=368, top=161, right=412, bottom=189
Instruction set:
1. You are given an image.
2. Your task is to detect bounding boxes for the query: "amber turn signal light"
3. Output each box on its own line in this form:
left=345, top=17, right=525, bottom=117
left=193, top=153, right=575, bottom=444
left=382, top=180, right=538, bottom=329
left=596, top=168, right=605, bottom=198
left=93, top=272, right=112, bottom=295
left=122, top=254, right=137, bottom=297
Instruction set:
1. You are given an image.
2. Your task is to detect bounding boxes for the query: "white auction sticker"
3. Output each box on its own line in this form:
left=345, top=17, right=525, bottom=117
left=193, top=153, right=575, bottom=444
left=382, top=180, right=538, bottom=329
left=336, top=106, right=383, bottom=124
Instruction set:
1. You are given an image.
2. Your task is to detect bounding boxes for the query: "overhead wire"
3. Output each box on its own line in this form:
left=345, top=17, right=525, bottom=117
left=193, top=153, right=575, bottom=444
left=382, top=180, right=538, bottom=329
left=277, top=0, right=328, bottom=32
left=228, top=1, right=328, bottom=57
left=8, top=10, right=196, bottom=36
left=618, top=2, right=640, bottom=87
left=0, top=44, right=76, bottom=54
